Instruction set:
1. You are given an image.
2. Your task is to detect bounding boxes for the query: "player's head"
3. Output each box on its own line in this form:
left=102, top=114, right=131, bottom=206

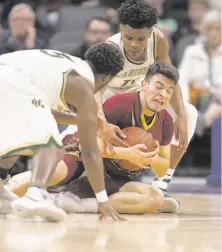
left=85, top=42, right=124, bottom=93
left=141, top=62, right=179, bottom=113
left=118, top=0, right=158, bottom=61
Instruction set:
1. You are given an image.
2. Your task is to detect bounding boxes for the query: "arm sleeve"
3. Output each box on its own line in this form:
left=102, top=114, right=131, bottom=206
left=160, top=112, right=174, bottom=146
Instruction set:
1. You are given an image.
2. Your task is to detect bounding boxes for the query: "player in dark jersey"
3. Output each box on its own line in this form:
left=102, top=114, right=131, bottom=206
left=5, top=62, right=179, bottom=214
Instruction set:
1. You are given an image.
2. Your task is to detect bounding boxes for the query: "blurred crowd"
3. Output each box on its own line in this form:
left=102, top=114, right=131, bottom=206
left=0, top=0, right=221, bottom=176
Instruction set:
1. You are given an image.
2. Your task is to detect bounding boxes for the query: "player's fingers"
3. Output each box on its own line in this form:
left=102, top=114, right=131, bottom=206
left=144, top=150, right=157, bottom=158
left=107, top=143, right=117, bottom=156
left=113, top=135, right=129, bottom=147
left=114, top=212, right=127, bottom=221
left=115, top=126, right=127, bottom=139
left=136, top=144, right=147, bottom=152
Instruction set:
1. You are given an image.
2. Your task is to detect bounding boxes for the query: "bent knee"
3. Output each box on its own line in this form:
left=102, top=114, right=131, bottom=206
left=119, top=181, right=140, bottom=192
left=185, top=103, right=198, bottom=122
left=145, top=186, right=164, bottom=211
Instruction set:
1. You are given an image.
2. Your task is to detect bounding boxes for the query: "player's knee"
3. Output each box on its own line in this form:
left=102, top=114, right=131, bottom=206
left=184, top=103, right=198, bottom=142
left=144, top=186, right=164, bottom=211
left=119, top=181, right=139, bottom=192
left=185, top=103, right=198, bottom=125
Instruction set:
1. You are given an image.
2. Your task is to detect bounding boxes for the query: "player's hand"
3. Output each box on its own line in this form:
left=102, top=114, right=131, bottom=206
left=127, top=144, right=158, bottom=168
left=97, top=119, right=129, bottom=155
left=174, top=115, right=188, bottom=152
left=98, top=201, right=126, bottom=221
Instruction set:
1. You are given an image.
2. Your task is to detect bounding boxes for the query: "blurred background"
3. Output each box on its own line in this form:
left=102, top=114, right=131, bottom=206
left=0, top=0, right=221, bottom=190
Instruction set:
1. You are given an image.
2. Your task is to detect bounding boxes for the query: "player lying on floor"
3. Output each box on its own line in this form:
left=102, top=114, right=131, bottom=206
left=2, top=62, right=179, bottom=214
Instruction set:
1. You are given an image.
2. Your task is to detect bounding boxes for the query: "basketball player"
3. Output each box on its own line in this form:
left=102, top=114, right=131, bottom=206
left=0, top=43, right=125, bottom=221
left=94, top=0, right=198, bottom=212
left=4, top=62, right=177, bottom=214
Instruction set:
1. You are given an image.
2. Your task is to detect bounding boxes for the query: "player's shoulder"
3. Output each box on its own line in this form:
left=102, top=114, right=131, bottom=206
left=158, top=109, right=173, bottom=124
left=106, top=33, right=122, bottom=48
left=154, top=27, right=165, bottom=40
left=104, top=92, right=138, bottom=108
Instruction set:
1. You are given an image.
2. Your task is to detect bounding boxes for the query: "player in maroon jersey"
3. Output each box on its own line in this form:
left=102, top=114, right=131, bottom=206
left=4, top=62, right=179, bottom=214
left=45, top=62, right=178, bottom=214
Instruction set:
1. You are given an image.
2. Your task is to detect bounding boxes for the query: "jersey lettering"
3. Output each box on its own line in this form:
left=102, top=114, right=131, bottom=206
left=121, top=80, right=135, bottom=87
left=40, top=50, right=75, bottom=63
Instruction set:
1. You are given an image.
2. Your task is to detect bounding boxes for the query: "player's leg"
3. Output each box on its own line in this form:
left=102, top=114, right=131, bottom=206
left=152, top=102, right=198, bottom=212
left=12, top=144, right=67, bottom=221
left=109, top=182, right=164, bottom=214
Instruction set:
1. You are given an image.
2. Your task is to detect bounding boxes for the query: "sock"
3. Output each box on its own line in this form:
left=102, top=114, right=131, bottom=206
left=25, top=186, right=46, bottom=201
left=80, top=198, right=98, bottom=213
left=152, top=168, right=175, bottom=192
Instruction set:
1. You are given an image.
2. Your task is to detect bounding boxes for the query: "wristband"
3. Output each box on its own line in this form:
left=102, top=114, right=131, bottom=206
left=95, top=190, right=109, bottom=203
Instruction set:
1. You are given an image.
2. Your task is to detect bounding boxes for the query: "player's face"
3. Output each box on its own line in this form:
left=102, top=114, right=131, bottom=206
left=141, top=74, right=175, bottom=112
left=120, top=25, right=152, bottom=61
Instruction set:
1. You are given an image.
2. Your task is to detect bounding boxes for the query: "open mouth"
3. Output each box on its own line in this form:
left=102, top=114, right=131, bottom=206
left=153, top=99, right=164, bottom=105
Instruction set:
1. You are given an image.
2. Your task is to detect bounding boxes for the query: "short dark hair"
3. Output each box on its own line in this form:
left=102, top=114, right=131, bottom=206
left=86, top=17, right=112, bottom=30
left=145, top=62, right=179, bottom=84
left=118, top=0, right=158, bottom=29
left=85, top=42, right=124, bottom=75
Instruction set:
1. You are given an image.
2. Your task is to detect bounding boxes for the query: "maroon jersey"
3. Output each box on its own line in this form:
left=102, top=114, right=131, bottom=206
left=103, top=92, right=173, bottom=146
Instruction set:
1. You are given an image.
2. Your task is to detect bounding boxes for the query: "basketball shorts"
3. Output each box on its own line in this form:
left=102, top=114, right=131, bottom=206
left=0, top=64, right=62, bottom=158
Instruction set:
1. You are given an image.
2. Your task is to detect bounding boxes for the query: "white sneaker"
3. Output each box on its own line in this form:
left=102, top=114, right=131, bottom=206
left=158, top=191, right=180, bottom=213
left=12, top=191, right=67, bottom=222
left=0, top=178, right=19, bottom=214
left=54, top=192, right=85, bottom=213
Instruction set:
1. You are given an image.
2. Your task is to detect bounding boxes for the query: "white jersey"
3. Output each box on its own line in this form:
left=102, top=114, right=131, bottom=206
left=106, top=28, right=157, bottom=93
left=0, top=49, right=95, bottom=110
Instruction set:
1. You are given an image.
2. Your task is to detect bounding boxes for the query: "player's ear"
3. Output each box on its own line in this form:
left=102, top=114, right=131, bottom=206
left=141, top=80, right=147, bottom=91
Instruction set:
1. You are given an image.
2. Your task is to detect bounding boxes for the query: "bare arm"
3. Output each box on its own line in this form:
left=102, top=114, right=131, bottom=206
left=63, top=74, right=105, bottom=194
left=149, top=144, right=170, bottom=177
left=51, top=109, right=77, bottom=125
left=94, top=90, right=106, bottom=121
left=155, top=30, right=186, bottom=117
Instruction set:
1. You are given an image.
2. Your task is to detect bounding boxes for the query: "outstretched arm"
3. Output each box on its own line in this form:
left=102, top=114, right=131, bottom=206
left=155, top=31, right=185, bottom=117
left=155, top=30, right=188, bottom=151
left=63, top=74, right=105, bottom=194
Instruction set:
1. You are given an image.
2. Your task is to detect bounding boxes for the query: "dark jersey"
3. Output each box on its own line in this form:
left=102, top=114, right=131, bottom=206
left=103, top=92, right=173, bottom=146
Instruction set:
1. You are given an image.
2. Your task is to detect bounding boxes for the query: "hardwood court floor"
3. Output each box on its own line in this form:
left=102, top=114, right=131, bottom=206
left=0, top=194, right=221, bottom=252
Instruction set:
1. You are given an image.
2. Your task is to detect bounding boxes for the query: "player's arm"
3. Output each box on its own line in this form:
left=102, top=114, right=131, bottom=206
left=95, top=91, right=128, bottom=147
left=155, top=30, right=185, bottom=118
left=149, top=144, right=170, bottom=177
left=149, top=112, right=174, bottom=177
left=51, top=109, right=77, bottom=125
left=63, top=73, right=105, bottom=195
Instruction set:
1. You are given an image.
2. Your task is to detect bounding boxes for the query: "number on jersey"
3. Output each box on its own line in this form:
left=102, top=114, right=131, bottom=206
left=121, top=80, right=135, bottom=87
left=40, top=50, right=75, bottom=63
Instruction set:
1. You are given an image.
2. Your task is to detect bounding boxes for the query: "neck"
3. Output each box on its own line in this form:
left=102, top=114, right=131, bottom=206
left=139, top=92, right=155, bottom=117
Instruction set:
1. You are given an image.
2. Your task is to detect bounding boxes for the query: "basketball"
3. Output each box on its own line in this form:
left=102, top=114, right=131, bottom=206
left=114, top=127, right=157, bottom=170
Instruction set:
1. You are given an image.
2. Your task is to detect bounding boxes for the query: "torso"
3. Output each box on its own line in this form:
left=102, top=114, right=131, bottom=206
left=0, top=49, right=95, bottom=109
left=109, top=92, right=168, bottom=144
